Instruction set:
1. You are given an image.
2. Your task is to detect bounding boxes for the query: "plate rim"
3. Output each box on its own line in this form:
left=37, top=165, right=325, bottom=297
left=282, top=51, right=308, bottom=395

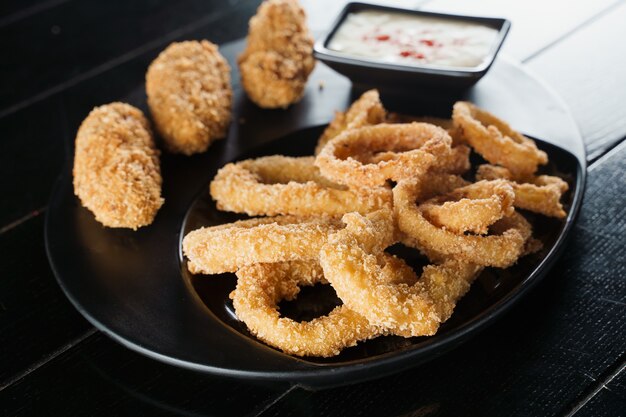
left=46, top=135, right=586, bottom=387
left=45, top=53, right=587, bottom=388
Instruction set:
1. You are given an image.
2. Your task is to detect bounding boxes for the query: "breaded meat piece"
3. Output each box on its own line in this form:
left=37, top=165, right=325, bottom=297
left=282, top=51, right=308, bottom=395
left=238, top=0, right=315, bottom=109
left=73, top=102, right=164, bottom=230
left=146, top=40, right=232, bottom=155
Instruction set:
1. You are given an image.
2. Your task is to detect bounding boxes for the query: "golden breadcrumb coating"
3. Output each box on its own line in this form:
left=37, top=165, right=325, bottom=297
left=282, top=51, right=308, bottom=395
left=232, top=261, right=381, bottom=357
left=238, top=0, right=315, bottom=108
left=182, top=216, right=342, bottom=274
left=315, top=89, right=386, bottom=155
left=73, top=102, right=163, bottom=230
left=146, top=40, right=232, bottom=155
left=209, top=155, right=392, bottom=217
left=475, top=164, right=569, bottom=218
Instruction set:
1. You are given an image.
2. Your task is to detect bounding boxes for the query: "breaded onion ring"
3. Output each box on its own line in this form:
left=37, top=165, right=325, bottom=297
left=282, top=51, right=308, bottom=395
left=231, top=261, right=380, bottom=357
left=419, top=180, right=515, bottom=235
left=386, top=114, right=464, bottom=145
left=393, top=177, right=532, bottom=268
left=476, top=164, right=569, bottom=218
left=238, top=0, right=315, bottom=108
left=146, top=40, right=232, bottom=155
left=431, top=144, right=472, bottom=174
left=315, top=123, right=452, bottom=188
left=452, top=102, right=547, bottom=178
left=373, top=144, right=471, bottom=175
left=73, top=102, right=163, bottom=230
left=315, top=89, right=386, bottom=154
left=183, top=216, right=341, bottom=274
left=320, top=211, right=483, bottom=337
left=210, top=156, right=392, bottom=216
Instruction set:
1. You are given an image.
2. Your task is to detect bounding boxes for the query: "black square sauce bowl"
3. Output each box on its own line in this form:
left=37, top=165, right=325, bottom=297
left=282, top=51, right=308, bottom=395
left=314, top=2, right=511, bottom=93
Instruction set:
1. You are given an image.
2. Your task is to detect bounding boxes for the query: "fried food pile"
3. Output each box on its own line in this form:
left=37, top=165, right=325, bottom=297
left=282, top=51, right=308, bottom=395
left=183, top=90, right=569, bottom=357
left=238, top=0, right=315, bottom=108
left=73, top=0, right=318, bottom=228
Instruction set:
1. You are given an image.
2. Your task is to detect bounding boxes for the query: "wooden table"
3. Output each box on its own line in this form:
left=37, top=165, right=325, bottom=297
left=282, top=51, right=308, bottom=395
left=1, top=1, right=624, bottom=415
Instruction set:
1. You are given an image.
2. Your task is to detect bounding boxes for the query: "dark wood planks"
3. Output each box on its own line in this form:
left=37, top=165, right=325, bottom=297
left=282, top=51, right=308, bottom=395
left=0, top=213, right=92, bottom=385
left=526, top=1, right=626, bottom=161
left=567, top=360, right=626, bottom=417
left=0, top=0, right=73, bottom=27
left=0, top=332, right=290, bottom=417
left=0, top=0, right=261, bottom=230
left=0, top=0, right=256, bottom=113
left=256, top=142, right=626, bottom=417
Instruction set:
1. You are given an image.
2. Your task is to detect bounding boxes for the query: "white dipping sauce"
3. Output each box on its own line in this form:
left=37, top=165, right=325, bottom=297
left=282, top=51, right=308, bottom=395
left=327, top=10, right=500, bottom=69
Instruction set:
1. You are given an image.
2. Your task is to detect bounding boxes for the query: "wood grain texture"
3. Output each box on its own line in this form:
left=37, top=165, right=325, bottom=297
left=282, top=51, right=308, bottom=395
left=527, top=1, right=626, bottom=161
left=0, top=213, right=91, bottom=385
left=0, top=0, right=72, bottom=27
left=0, top=0, right=259, bottom=113
left=0, top=332, right=290, bottom=417
left=257, top=142, right=626, bottom=417
left=420, top=0, right=621, bottom=61
left=567, top=359, right=626, bottom=417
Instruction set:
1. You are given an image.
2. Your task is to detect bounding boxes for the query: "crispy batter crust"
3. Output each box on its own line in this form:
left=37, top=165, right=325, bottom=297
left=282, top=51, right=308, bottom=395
left=182, top=216, right=342, bottom=274
left=420, top=180, right=516, bottom=235
left=72, top=102, right=163, bottom=230
left=476, top=164, right=569, bottom=218
left=320, top=211, right=483, bottom=337
left=232, top=261, right=380, bottom=357
left=453, top=102, right=548, bottom=178
left=238, top=0, right=315, bottom=108
left=146, top=40, right=232, bottom=155
left=386, top=114, right=465, bottom=145
left=315, top=89, right=386, bottom=154
left=315, top=123, right=452, bottom=188
left=393, top=177, right=532, bottom=268
left=210, top=155, right=392, bottom=217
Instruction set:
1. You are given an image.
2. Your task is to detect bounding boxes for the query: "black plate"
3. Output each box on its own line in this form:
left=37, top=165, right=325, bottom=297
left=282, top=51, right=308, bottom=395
left=45, top=38, right=586, bottom=388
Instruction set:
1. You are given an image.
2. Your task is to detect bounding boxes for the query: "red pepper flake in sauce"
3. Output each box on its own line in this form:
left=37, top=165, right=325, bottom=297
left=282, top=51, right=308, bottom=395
left=327, top=10, right=500, bottom=68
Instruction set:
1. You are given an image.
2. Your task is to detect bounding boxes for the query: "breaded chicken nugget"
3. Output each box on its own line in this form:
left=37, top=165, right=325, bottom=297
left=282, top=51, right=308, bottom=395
left=238, top=0, right=315, bottom=108
left=146, top=40, right=232, bottom=155
left=73, top=102, right=164, bottom=230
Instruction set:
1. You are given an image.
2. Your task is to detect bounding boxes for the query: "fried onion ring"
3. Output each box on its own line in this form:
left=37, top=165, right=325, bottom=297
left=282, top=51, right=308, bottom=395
left=419, top=180, right=516, bottom=235
left=386, top=114, right=464, bottom=145
left=231, top=261, right=381, bottom=357
left=476, top=164, right=569, bottom=218
left=371, top=144, right=471, bottom=175
left=210, top=156, right=391, bottom=216
left=393, top=177, right=532, bottom=268
left=320, top=211, right=483, bottom=337
left=315, top=123, right=452, bottom=188
left=453, top=102, right=547, bottom=178
left=183, top=216, right=341, bottom=274
left=315, top=89, right=386, bottom=155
